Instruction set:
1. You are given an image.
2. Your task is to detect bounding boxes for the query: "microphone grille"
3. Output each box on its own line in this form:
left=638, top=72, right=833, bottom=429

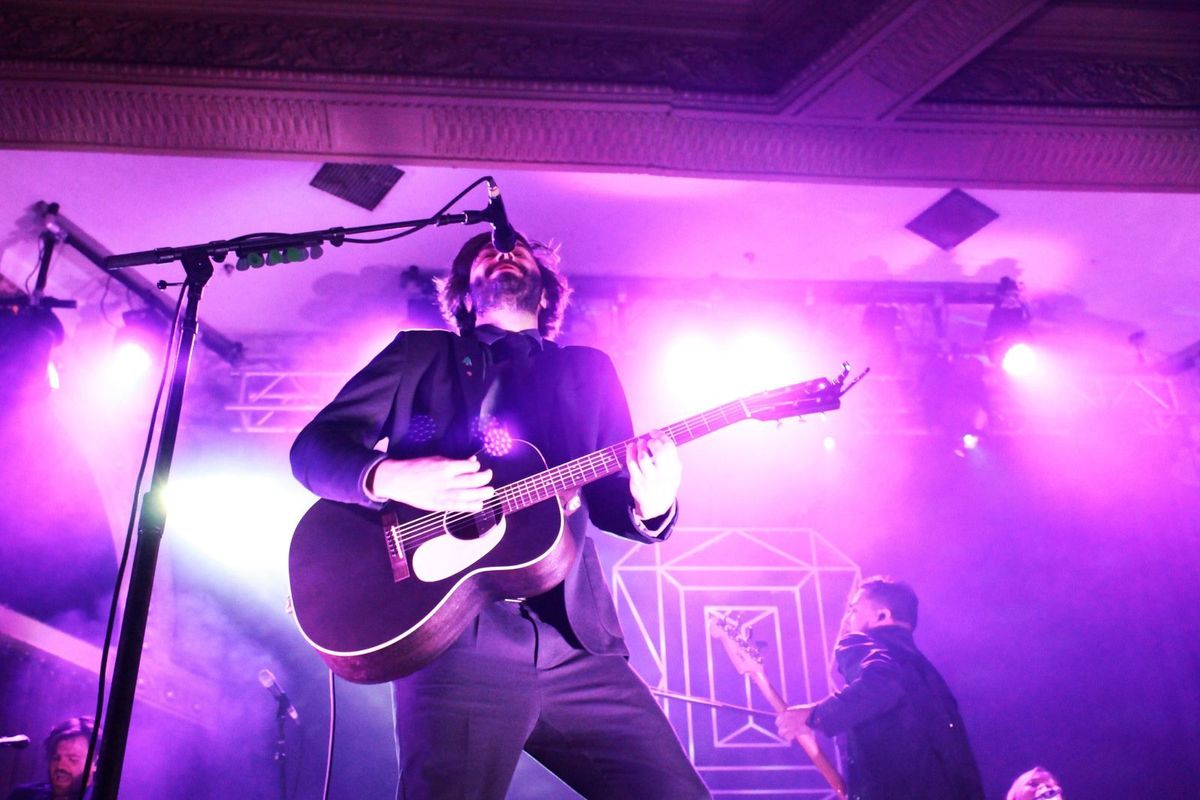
left=258, top=668, right=274, bottom=688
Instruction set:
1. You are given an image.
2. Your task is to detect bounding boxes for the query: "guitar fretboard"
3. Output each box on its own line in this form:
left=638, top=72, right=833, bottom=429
left=496, top=397, right=753, bottom=514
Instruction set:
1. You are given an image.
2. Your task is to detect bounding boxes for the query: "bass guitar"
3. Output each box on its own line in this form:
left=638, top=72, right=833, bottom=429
left=710, top=613, right=847, bottom=799
left=289, top=367, right=861, bottom=683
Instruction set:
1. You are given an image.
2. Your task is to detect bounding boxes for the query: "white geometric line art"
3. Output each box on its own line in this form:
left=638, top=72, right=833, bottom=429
left=611, top=526, right=860, bottom=798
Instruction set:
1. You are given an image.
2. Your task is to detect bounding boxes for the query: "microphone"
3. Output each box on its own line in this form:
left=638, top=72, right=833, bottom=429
left=258, top=669, right=299, bottom=722
left=0, top=734, right=30, bottom=749
left=483, top=178, right=519, bottom=254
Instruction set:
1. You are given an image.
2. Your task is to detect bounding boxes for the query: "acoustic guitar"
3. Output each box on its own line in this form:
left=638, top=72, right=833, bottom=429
left=289, top=367, right=860, bottom=683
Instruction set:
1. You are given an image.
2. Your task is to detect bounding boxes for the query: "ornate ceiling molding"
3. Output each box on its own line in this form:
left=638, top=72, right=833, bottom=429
left=0, top=0, right=1197, bottom=191
left=0, top=3, right=877, bottom=96
left=788, top=0, right=1050, bottom=120
left=1, top=79, right=1194, bottom=191
left=925, top=54, right=1200, bottom=108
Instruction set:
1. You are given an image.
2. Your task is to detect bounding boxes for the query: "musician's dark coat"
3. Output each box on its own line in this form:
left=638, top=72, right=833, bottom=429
left=808, top=625, right=985, bottom=800
left=290, top=327, right=672, bottom=658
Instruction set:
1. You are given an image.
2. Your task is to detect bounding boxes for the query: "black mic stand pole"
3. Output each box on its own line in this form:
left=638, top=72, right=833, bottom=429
left=273, top=698, right=289, bottom=800
left=92, top=248, right=214, bottom=800
left=88, top=201, right=495, bottom=800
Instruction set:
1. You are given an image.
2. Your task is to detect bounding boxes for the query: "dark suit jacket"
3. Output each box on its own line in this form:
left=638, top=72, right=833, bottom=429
left=290, top=328, right=673, bottom=658
left=808, top=626, right=985, bottom=800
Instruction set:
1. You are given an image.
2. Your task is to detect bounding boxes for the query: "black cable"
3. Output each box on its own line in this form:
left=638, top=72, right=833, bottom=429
left=23, top=236, right=44, bottom=293
left=341, top=176, right=489, bottom=244
left=77, top=284, right=186, bottom=800
left=322, top=670, right=336, bottom=800
left=227, top=176, right=492, bottom=248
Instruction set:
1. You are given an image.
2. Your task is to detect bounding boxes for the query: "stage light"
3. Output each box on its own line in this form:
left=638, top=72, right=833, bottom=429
left=962, top=433, right=980, bottom=450
left=163, top=468, right=314, bottom=585
left=0, top=301, right=65, bottom=402
left=662, top=332, right=721, bottom=403
left=726, top=330, right=796, bottom=396
left=1000, top=342, right=1041, bottom=378
left=823, top=436, right=837, bottom=452
left=110, top=308, right=167, bottom=382
left=984, top=277, right=1032, bottom=365
left=111, top=341, right=153, bottom=380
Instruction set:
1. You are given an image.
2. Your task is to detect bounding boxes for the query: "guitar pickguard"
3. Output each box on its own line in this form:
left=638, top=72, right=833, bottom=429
left=410, top=516, right=507, bottom=583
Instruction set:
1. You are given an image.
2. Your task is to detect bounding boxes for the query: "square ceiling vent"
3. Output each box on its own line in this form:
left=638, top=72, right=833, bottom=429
left=310, top=163, right=404, bottom=211
left=905, top=189, right=998, bottom=251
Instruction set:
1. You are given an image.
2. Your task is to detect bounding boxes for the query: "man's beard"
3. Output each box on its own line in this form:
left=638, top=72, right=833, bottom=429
left=470, top=266, right=543, bottom=319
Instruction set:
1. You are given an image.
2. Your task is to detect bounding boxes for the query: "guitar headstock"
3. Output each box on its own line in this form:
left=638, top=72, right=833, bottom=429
left=708, top=613, right=766, bottom=678
left=742, top=364, right=864, bottom=422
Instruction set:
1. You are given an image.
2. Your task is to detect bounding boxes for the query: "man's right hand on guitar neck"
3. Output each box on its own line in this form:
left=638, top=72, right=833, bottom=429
left=367, top=456, right=495, bottom=512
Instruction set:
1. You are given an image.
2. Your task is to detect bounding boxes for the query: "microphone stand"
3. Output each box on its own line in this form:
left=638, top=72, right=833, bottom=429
left=90, top=206, right=491, bottom=800
left=273, top=697, right=289, bottom=800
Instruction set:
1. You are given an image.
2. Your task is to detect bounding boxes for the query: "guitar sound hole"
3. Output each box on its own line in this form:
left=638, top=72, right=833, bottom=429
left=447, top=507, right=503, bottom=540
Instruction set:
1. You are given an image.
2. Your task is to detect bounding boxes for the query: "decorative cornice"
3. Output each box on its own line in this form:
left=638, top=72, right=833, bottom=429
left=0, top=80, right=1195, bottom=190
left=926, top=54, right=1200, bottom=108
left=859, top=0, right=1043, bottom=94
left=0, top=76, right=1195, bottom=190
left=905, top=100, right=1200, bottom=126
left=0, top=84, right=331, bottom=152
left=790, top=0, right=1049, bottom=120
left=0, top=7, right=780, bottom=94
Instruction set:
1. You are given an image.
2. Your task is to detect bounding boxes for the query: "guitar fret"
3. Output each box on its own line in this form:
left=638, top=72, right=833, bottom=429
left=494, top=380, right=830, bottom=515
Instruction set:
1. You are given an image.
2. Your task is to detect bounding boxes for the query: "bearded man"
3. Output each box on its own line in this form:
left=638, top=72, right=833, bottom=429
left=291, top=232, right=709, bottom=799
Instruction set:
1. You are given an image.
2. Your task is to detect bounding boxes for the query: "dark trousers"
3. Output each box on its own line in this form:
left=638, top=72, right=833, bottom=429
left=392, top=603, right=710, bottom=800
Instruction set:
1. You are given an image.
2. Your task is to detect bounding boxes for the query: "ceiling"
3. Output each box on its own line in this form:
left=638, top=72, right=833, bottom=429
left=0, top=0, right=1198, bottom=361
left=0, top=0, right=1196, bottom=189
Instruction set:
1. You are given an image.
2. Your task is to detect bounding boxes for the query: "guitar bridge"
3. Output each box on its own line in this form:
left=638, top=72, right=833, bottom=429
left=382, top=510, right=412, bottom=583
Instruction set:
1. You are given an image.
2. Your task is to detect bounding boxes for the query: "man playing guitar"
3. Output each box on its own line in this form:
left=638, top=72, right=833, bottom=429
left=290, top=231, right=710, bottom=799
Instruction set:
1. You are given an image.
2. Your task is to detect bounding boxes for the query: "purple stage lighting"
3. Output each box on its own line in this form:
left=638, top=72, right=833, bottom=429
left=110, top=308, right=167, bottom=382
left=111, top=340, right=153, bottom=380
left=1001, top=342, right=1040, bottom=379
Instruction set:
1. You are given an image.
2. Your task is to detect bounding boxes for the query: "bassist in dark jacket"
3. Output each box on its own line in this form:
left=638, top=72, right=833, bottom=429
left=776, top=578, right=985, bottom=800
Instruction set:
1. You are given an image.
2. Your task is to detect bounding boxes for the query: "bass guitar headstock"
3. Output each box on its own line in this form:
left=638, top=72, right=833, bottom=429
left=708, top=612, right=767, bottom=678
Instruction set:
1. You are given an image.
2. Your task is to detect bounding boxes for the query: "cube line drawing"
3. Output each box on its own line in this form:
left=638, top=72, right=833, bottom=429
left=611, top=526, right=861, bottom=798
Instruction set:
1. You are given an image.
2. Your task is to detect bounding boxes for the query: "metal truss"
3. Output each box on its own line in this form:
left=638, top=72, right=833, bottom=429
left=225, top=370, right=348, bottom=434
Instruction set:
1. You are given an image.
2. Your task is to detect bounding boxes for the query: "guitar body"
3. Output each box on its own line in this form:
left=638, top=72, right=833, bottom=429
left=288, top=441, right=575, bottom=683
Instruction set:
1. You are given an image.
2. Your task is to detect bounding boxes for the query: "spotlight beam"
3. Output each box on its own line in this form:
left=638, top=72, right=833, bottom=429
left=29, top=201, right=245, bottom=365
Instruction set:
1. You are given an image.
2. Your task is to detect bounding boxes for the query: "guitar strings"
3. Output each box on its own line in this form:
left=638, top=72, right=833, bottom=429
left=386, top=399, right=762, bottom=549
left=387, top=401, right=755, bottom=549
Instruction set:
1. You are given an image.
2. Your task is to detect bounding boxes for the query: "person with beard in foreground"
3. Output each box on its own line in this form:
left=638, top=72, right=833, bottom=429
left=290, top=232, right=709, bottom=799
left=775, top=578, right=985, bottom=800
left=7, top=717, right=95, bottom=800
